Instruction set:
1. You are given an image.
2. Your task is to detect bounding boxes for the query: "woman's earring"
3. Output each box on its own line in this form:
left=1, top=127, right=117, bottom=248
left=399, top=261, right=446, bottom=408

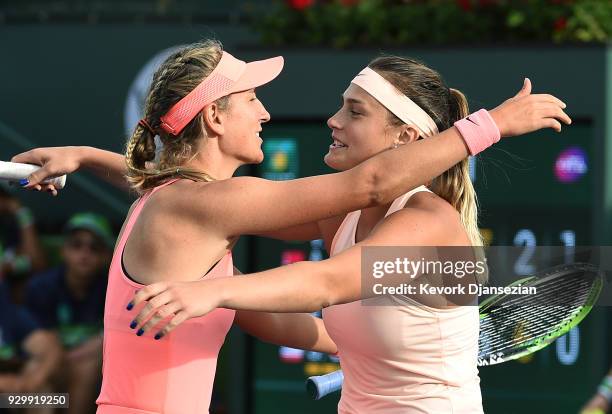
left=392, top=142, right=399, bottom=149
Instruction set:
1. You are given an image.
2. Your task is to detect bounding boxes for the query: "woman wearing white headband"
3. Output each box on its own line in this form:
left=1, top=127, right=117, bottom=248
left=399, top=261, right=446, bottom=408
left=15, top=42, right=569, bottom=413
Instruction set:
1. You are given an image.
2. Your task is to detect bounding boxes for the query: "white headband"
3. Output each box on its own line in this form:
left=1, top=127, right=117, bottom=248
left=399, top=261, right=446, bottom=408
left=351, top=67, right=439, bottom=138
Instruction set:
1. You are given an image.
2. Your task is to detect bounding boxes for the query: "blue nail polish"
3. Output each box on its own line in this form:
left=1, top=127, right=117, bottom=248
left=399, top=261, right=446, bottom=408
left=130, top=321, right=137, bottom=329
left=154, top=333, right=162, bottom=340
left=126, top=302, right=134, bottom=311
left=137, top=329, right=144, bottom=336
left=19, top=178, right=29, bottom=186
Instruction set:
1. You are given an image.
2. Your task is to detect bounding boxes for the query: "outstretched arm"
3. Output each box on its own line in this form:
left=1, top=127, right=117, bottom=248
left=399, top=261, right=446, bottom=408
left=235, top=311, right=337, bottom=354
left=232, top=265, right=335, bottom=354
left=12, top=146, right=128, bottom=193
left=13, top=82, right=569, bottom=236
left=222, top=80, right=570, bottom=240
left=129, top=205, right=453, bottom=337
left=181, top=81, right=570, bottom=238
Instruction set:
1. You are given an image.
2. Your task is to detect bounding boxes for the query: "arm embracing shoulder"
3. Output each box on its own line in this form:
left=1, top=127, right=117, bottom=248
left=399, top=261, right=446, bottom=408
left=217, top=207, right=450, bottom=312
left=179, top=173, right=375, bottom=238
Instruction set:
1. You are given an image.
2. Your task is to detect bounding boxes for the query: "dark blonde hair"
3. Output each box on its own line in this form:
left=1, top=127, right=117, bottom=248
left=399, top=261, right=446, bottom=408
left=369, top=55, right=483, bottom=247
left=125, top=40, right=230, bottom=193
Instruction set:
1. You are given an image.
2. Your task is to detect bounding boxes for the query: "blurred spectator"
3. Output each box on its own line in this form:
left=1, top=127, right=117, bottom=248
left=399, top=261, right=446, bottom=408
left=581, top=366, right=612, bottom=414
left=0, top=184, right=47, bottom=302
left=0, top=280, right=62, bottom=414
left=25, top=213, right=113, bottom=414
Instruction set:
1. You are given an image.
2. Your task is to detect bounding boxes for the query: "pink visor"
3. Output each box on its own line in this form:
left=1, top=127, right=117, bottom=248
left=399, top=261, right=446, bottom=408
left=159, top=51, right=284, bottom=136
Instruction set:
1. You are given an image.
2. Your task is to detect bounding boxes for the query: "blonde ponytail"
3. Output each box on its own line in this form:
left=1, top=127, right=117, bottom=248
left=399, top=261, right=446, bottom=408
left=124, top=40, right=227, bottom=194
left=368, top=56, right=487, bottom=282
left=369, top=57, right=485, bottom=247
left=430, top=88, right=483, bottom=247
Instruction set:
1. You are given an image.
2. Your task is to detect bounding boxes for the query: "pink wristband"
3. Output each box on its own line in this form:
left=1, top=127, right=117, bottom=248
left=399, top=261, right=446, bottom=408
left=454, top=109, right=501, bottom=156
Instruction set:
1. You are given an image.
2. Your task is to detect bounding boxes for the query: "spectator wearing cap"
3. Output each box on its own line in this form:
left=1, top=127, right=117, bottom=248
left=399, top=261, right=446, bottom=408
left=25, top=212, right=113, bottom=414
left=0, top=280, right=61, bottom=414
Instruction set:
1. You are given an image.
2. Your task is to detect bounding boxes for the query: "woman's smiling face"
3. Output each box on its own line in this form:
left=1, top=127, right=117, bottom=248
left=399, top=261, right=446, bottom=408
left=324, top=83, right=404, bottom=171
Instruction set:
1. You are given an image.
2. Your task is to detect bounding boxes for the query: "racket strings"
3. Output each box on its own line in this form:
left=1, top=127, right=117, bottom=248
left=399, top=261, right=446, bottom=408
left=482, top=280, right=589, bottom=328
left=480, top=305, right=576, bottom=353
left=480, top=313, right=587, bottom=354
left=480, top=311, right=569, bottom=350
left=484, top=274, right=592, bottom=322
left=478, top=272, right=596, bottom=355
left=489, top=272, right=592, bottom=308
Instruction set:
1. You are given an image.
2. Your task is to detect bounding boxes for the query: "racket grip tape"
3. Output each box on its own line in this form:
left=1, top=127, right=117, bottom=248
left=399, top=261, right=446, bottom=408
left=306, top=369, right=344, bottom=400
left=0, top=161, right=66, bottom=189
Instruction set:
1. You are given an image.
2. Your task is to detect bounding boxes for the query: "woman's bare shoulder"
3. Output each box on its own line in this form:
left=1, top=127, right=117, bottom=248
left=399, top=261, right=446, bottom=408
left=374, top=191, right=465, bottom=245
left=405, top=191, right=464, bottom=226
left=140, top=180, right=220, bottom=232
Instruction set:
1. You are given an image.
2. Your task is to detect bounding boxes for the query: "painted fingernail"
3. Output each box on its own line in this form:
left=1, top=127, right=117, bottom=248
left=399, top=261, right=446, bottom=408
left=154, top=333, right=163, bottom=340
left=126, top=302, right=134, bottom=310
left=19, top=179, right=29, bottom=186
left=130, top=321, right=137, bottom=329
left=137, top=329, right=144, bottom=336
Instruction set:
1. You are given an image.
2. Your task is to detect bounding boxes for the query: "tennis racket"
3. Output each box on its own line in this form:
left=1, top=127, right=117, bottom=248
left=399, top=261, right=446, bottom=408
left=307, top=263, right=604, bottom=400
left=0, top=161, right=66, bottom=189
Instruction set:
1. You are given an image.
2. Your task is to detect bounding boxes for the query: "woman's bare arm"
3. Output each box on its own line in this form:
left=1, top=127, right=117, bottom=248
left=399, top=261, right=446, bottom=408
left=129, top=204, right=456, bottom=336
left=235, top=311, right=337, bottom=354
left=12, top=146, right=128, bottom=191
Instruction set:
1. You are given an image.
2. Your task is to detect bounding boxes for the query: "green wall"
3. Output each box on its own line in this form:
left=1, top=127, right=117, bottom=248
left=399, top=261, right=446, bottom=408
left=1, top=24, right=610, bottom=414
left=1, top=26, right=609, bottom=241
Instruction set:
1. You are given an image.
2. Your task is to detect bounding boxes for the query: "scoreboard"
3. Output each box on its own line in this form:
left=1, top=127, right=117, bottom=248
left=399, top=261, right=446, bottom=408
left=476, top=120, right=593, bottom=247
left=248, top=120, right=610, bottom=414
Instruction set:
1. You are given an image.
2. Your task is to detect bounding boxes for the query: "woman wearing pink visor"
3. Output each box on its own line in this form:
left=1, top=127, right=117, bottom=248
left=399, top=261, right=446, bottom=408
left=14, top=41, right=569, bottom=414
left=124, top=55, right=570, bottom=413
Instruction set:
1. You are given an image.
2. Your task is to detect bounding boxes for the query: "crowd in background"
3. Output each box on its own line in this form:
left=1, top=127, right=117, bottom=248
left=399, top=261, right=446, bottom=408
left=0, top=180, right=608, bottom=414
left=0, top=183, right=111, bottom=414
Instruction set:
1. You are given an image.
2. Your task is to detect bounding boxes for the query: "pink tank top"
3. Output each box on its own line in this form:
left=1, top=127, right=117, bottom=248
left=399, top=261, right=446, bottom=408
left=322, top=186, right=483, bottom=414
left=96, top=180, right=235, bottom=414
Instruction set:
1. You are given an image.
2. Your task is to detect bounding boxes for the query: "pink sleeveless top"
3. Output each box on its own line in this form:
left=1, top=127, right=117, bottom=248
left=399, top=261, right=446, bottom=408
left=96, top=180, right=235, bottom=414
left=322, top=186, right=483, bottom=414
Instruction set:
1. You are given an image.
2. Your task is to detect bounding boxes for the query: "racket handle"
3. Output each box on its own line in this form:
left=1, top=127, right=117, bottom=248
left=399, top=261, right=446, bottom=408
left=0, top=161, right=66, bottom=189
left=306, top=369, right=344, bottom=400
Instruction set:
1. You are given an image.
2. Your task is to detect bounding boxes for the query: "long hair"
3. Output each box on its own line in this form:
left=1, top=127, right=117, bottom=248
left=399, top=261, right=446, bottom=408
left=368, top=55, right=483, bottom=247
left=125, top=40, right=230, bottom=193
